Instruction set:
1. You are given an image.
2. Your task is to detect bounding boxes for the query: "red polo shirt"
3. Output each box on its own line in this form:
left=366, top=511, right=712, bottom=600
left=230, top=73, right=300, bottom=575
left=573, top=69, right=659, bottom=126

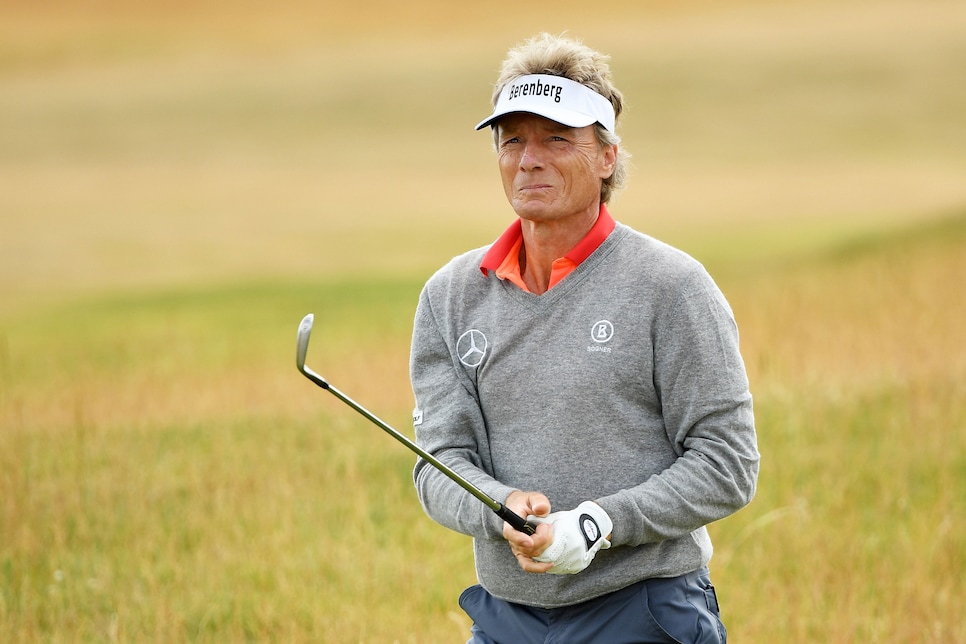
left=480, top=205, right=616, bottom=293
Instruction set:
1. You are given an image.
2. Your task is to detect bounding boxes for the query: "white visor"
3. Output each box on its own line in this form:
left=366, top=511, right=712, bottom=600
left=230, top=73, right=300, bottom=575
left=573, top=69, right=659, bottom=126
left=475, top=74, right=616, bottom=133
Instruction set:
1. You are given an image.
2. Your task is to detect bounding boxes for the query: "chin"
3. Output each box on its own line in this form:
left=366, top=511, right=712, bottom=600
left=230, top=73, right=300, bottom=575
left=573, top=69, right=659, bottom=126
left=513, top=201, right=555, bottom=219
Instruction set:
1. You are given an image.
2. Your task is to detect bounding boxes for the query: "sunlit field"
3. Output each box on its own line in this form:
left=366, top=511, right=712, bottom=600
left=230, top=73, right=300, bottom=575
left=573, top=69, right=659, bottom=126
left=2, top=0, right=965, bottom=641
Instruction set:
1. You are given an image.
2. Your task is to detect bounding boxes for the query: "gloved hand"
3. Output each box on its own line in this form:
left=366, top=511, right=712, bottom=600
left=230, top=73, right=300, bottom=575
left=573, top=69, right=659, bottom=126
left=528, top=501, right=613, bottom=575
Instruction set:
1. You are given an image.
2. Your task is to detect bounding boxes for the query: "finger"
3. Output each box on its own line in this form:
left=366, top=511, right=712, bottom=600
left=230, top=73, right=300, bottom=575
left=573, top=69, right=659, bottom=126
left=519, top=558, right=555, bottom=574
left=530, top=521, right=554, bottom=557
left=506, top=522, right=553, bottom=560
left=505, top=490, right=551, bottom=519
left=503, top=522, right=535, bottom=548
left=513, top=551, right=555, bottom=574
left=529, top=495, right=552, bottom=518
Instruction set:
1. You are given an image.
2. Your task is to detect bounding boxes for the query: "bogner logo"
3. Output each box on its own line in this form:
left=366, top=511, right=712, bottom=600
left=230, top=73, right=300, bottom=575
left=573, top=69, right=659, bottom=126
left=588, top=320, right=614, bottom=353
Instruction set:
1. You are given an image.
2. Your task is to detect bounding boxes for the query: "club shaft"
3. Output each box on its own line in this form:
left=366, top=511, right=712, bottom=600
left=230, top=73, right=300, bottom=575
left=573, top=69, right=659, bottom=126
left=302, top=366, right=536, bottom=535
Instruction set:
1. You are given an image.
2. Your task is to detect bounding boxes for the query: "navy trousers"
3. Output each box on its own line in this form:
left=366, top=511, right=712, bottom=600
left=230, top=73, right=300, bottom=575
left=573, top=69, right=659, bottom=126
left=460, top=567, right=726, bottom=644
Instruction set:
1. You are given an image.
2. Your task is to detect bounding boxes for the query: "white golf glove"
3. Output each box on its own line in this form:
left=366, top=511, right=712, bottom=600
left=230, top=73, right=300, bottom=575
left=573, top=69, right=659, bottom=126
left=529, top=501, right=613, bottom=575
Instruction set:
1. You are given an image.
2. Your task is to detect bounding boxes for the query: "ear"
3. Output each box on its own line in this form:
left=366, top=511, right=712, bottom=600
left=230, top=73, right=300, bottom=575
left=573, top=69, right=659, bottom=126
left=599, top=143, right=618, bottom=180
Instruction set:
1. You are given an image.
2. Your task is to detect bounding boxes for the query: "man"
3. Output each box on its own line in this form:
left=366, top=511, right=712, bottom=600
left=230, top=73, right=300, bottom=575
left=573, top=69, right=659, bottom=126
left=410, top=33, right=759, bottom=643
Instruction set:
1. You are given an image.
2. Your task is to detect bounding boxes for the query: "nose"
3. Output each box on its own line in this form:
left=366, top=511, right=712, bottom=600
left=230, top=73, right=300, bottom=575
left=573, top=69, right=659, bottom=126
left=519, top=141, right=545, bottom=171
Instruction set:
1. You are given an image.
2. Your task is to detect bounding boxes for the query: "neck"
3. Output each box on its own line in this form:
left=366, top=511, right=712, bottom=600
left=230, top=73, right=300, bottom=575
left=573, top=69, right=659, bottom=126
left=519, top=205, right=600, bottom=295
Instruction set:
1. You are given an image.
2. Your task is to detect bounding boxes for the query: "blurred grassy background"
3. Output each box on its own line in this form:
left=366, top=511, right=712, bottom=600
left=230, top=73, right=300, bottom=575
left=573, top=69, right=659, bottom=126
left=1, top=0, right=964, bottom=641
left=3, top=0, right=965, bottom=312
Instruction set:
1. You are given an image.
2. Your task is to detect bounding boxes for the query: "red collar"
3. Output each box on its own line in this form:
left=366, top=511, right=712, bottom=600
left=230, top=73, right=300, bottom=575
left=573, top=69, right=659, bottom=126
left=480, top=204, right=616, bottom=276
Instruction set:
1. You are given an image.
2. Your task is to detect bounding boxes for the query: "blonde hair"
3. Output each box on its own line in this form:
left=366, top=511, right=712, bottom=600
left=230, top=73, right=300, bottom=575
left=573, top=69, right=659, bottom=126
left=490, top=33, right=630, bottom=203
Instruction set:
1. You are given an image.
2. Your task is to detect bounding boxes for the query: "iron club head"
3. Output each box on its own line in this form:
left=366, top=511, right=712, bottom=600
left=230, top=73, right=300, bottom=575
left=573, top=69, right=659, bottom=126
left=296, top=313, right=313, bottom=371
left=296, top=313, right=329, bottom=389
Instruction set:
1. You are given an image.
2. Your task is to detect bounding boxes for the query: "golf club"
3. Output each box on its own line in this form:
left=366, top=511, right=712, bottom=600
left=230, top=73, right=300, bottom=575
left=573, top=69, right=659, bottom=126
left=296, top=313, right=537, bottom=535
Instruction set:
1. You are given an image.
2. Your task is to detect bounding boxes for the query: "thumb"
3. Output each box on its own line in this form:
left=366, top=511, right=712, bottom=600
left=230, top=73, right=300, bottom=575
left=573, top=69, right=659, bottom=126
left=529, top=495, right=552, bottom=518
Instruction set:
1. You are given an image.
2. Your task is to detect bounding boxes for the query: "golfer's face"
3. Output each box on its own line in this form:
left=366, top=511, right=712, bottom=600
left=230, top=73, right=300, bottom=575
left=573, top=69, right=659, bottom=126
left=496, top=113, right=616, bottom=224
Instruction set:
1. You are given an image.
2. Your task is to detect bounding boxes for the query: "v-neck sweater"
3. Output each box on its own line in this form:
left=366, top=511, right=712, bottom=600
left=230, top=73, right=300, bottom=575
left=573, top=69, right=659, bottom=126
left=410, top=221, right=759, bottom=608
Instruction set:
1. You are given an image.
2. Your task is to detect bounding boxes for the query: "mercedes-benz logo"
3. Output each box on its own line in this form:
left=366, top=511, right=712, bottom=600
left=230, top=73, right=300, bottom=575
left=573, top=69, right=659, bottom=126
left=457, top=329, right=488, bottom=367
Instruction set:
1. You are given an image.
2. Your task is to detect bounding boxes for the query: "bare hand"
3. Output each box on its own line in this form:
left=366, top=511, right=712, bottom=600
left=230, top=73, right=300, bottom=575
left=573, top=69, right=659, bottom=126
left=502, top=490, right=555, bottom=573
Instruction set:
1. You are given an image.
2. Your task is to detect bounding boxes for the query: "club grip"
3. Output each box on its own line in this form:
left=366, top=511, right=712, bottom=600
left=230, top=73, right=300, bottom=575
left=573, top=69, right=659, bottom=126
left=495, top=503, right=538, bottom=535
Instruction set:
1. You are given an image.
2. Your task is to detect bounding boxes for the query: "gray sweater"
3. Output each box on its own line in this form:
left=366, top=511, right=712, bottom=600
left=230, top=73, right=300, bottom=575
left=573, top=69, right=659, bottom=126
left=410, top=222, right=759, bottom=609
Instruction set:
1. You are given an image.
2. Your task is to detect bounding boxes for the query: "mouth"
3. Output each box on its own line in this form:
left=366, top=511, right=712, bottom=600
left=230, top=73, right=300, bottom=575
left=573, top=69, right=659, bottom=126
left=519, top=183, right=553, bottom=193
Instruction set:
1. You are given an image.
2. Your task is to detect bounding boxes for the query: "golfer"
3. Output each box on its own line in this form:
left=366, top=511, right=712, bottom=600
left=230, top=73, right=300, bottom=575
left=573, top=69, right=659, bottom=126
left=410, top=33, right=759, bottom=643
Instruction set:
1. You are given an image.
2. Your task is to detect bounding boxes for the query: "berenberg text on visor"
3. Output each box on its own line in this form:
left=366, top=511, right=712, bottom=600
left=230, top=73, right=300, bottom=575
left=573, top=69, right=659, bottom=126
left=505, top=78, right=564, bottom=103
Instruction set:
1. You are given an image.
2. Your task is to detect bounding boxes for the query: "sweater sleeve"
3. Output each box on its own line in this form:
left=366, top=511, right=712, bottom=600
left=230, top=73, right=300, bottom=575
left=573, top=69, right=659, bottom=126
left=409, top=282, right=517, bottom=541
left=598, top=268, right=760, bottom=547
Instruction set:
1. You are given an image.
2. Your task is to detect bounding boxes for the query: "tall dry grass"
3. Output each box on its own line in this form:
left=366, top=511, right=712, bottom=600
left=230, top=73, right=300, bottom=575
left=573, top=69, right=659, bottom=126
left=712, top=215, right=966, bottom=641
left=2, top=216, right=963, bottom=642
